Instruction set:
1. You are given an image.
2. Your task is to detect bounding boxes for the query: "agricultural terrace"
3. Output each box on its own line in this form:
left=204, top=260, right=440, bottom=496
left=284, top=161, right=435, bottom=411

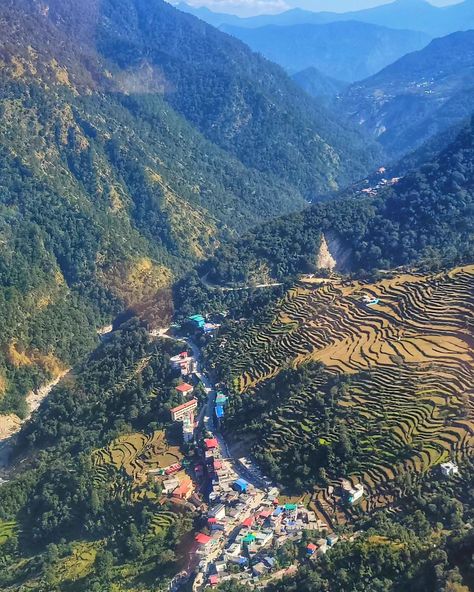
left=92, top=430, right=182, bottom=494
left=209, top=266, right=474, bottom=526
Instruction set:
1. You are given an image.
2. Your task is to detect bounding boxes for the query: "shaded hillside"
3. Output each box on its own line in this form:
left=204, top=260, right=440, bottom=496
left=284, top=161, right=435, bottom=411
left=204, top=117, right=474, bottom=285
left=221, top=21, right=430, bottom=82
left=36, top=0, right=379, bottom=196
left=292, top=67, right=347, bottom=101
left=340, top=31, right=474, bottom=158
left=0, top=0, right=380, bottom=415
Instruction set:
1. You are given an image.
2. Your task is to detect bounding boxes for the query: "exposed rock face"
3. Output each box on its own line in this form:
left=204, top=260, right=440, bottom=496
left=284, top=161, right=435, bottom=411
left=316, top=235, right=337, bottom=271
left=317, top=233, right=353, bottom=272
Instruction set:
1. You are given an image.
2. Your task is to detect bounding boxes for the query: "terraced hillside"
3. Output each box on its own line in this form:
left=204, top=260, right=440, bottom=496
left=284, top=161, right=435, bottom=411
left=210, top=266, right=474, bottom=525
left=92, top=430, right=183, bottom=502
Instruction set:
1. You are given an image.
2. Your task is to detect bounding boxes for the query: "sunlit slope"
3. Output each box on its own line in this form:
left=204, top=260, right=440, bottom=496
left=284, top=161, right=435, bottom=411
left=215, top=266, right=473, bottom=523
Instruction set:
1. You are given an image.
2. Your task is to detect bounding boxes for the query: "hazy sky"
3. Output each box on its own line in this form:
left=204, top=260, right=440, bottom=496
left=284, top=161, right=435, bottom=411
left=181, top=0, right=463, bottom=17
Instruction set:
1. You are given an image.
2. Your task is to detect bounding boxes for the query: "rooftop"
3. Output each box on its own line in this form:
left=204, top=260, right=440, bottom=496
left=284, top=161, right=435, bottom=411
left=205, top=438, right=219, bottom=450
left=176, top=382, right=193, bottom=393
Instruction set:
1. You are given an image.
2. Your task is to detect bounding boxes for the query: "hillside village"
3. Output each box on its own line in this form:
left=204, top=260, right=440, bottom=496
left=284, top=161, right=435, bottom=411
left=151, top=314, right=367, bottom=590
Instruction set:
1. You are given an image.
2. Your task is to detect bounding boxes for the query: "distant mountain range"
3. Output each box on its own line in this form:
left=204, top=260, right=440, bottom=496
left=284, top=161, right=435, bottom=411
left=177, top=0, right=474, bottom=37
left=221, top=21, right=430, bottom=81
left=339, top=30, right=474, bottom=158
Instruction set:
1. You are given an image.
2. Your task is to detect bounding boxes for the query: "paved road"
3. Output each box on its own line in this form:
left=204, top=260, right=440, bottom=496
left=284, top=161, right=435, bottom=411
left=200, top=272, right=282, bottom=292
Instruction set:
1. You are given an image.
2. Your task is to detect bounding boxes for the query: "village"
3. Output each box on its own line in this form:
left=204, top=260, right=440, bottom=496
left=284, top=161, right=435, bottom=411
left=153, top=314, right=355, bottom=591
left=151, top=311, right=462, bottom=591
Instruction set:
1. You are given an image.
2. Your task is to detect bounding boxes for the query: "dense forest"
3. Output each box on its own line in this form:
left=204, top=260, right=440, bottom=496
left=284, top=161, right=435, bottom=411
left=0, top=321, right=194, bottom=590
left=0, top=0, right=381, bottom=413
left=204, top=117, right=474, bottom=285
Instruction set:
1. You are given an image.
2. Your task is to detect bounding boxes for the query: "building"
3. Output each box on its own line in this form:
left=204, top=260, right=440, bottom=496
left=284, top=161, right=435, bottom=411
left=234, top=478, right=249, bottom=494
left=209, top=504, right=226, bottom=521
left=215, top=405, right=224, bottom=420
left=173, top=478, right=193, bottom=500
left=440, top=461, right=459, bottom=477
left=170, top=399, right=198, bottom=422
left=189, top=314, right=206, bottom=329
left=348, top=484, right=364, bottom=504
left=216, top=392, right=228, bottom=406
left=327, top=533, right=339, bottom=547
left=306, top=543, right=317, bottom=556
left=176, top=382, right=194, bottom=397
left=252, top=562, right=268, bottom=578
left=162, top=478, right=180, bottom=495
left=242, top=516, right=254, bottom=528
left=195, top=533, right=211, bottom=545
left=205, top=438, right=219, bottom=451
left=182, top=419, right=194, bottom=443
left=316, top=538, right=328, bottom=554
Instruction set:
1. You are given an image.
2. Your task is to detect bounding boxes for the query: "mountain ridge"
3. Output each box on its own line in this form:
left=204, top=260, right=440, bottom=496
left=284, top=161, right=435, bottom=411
left=221, top=20, right=431, bottom=82
left=339, top=29, right=474, bottom=158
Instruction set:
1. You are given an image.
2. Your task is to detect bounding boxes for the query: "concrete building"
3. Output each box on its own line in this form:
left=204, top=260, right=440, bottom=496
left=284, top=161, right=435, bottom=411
left=162, top=478, right=180, bottom=495
left=209, top=504, right=226, bottom=521
left=440, top=461, right=459, bottom=477
left=170, top=398, right=197, bottom=422
left=346, top=483, right=364, bottom=504
left=176, top=382, right=194, bottom=397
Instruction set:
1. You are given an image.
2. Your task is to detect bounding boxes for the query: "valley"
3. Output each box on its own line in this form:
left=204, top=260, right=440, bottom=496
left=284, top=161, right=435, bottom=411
left=0, top=0, right=473, bottom=591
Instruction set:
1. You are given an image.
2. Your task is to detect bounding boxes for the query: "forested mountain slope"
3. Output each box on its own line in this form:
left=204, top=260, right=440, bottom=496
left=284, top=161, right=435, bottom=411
left=221, top=21, right=430, bottom=82
left=340, top=30, right=474, bottom=158
left=0, top=0, right=378, bottom=416
left=292, top=67, right=347, bottom=101
left=0, top=321, right=198, bottom=590
left=204, top=117, right=474, bottom=285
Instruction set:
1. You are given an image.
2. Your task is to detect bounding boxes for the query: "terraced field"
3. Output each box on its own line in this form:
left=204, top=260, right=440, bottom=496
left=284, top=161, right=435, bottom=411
left=0, top=520, right=17, bottom=566
left=214, top=266, right=474, bottom=525
left=92, top=430, right=183, bottom=501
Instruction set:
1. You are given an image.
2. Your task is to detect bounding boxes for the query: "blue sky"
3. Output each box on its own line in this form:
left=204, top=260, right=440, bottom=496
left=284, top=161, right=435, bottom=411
left=179, top=0, right=462, bottom=17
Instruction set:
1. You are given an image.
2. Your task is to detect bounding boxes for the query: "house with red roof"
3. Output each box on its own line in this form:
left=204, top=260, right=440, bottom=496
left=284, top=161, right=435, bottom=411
left=172, top=479, right=193, bottom=500
left=204, top=438, right=218, bottom=451
left=306, top=542, right=317, bottom=555
left=175, top=382, right=194, bottom=397
left=241, top=515, right=254, bottom=528
left=209, top=574, right=219, bottom=586
left=195, top=533, right=212, bottom=545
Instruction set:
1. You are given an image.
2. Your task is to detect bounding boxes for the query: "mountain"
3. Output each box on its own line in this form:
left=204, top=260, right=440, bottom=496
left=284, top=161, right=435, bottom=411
left=177, top=0, right=474, bottom=37
left=292, top=67, right=347, bottom=100
left=204, top=116, right=474, bottom=285
left=221, top=21, right=430, bottom=81
left=175, top=4, right=328, bottom=28
left=339, top=30, right=474, bottom=158
left=0, top=0, right=380, bottom=416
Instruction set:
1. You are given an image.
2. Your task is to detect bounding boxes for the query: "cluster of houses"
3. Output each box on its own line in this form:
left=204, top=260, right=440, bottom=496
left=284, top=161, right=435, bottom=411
left=359, top=168, right=401, bottom=198
left=192, top=424, right=336, bottom=588
left=188, top=314, right=220, bottom=336
left=195, top=489, right=339, bottom=588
